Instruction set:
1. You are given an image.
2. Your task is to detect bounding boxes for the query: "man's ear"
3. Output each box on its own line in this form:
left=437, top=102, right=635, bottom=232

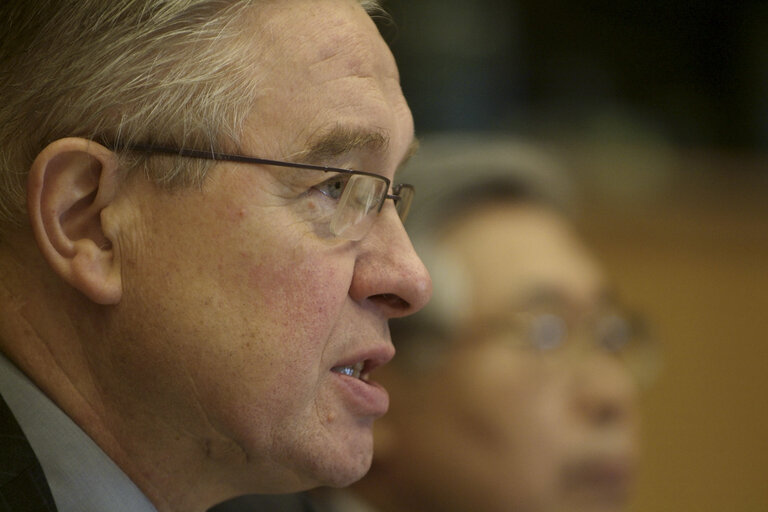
left=27, top=137, right=123, bottom=305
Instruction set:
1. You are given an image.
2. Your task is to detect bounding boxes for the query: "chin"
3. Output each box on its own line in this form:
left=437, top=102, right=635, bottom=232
left=321, top=444, right=374, bottom=488
left=293, top=428, right=374, bottom=490
left=326, top=463, right=372, bottom=488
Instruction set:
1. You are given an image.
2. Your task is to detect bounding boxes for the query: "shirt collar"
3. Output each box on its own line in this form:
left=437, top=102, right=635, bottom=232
left=0, top=353, right=158, bottom=512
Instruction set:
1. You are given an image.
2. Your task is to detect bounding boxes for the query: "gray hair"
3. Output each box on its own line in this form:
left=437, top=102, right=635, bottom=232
left=0, top=0, right=381, bottom=234
left=390, top=133, right=573, bottom=371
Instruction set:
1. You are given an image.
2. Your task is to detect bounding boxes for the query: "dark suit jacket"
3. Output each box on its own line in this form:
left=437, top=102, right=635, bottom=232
left=0, top=393, right=57, bottom=512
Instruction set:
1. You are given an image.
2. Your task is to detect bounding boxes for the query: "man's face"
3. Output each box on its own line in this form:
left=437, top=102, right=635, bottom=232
left=95, top=0, right=430, bottom=497
left=376, top=202, right=639, bottom=512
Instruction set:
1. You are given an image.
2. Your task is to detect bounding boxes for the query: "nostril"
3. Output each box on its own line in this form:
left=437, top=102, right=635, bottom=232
left=372, top=293, right=410, bottom=311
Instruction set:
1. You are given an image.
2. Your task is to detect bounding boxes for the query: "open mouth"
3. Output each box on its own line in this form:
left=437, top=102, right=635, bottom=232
left=331, top=361, right=369, bottom=381
left=329, top=350, right=392, bottom=416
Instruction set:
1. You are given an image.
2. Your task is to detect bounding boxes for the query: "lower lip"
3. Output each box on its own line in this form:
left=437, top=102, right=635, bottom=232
left=332, top=372, right=389, bottom=418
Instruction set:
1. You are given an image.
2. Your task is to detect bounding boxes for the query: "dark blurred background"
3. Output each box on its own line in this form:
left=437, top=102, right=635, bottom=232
left=379, top=2, right=768, bottom=512
left=383, top=0, right=768, bottom=152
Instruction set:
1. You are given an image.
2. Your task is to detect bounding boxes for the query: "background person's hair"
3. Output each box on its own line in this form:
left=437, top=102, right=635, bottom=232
left=391, top=133, right=574, bottom=373
left=0, top=0, right=381, bottom=234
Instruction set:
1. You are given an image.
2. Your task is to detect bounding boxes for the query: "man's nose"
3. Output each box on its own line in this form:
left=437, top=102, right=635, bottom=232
left=347, top=203, right=432, bottom=318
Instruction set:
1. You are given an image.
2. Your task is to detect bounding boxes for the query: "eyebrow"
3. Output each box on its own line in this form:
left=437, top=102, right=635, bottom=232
left=300, top=126, right=390, bottom=164
left=298, top=126, right=419, bottom=175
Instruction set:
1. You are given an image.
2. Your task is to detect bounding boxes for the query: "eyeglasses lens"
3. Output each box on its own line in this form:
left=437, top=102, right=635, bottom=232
left=330, top=174, right=388, bottom=240
left=395, top=184, right=414, bottom=222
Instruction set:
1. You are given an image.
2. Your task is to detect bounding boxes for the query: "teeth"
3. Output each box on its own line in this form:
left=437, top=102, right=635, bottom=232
left=333, top=361, right=366, bottom=379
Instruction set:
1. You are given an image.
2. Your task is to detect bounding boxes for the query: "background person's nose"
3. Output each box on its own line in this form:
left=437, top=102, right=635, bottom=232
left=570, top=353, right=640, bottom=428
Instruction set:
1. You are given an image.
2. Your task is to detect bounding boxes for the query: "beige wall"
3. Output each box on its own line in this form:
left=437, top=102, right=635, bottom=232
left=572, top=147, right=768, bottom=512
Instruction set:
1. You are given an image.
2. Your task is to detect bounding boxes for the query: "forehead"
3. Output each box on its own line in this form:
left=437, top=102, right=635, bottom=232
left=256, top=1, right=386, bottom=65
left=241, top=0, right=411, bottom=165
left=439, top=202, right=606, bottom=317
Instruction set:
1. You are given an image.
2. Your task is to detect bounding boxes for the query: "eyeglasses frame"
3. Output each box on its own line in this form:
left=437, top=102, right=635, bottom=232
left=110, top=143, right=414, bottom=220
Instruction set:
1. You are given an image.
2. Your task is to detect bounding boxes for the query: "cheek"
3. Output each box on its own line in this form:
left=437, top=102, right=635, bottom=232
left=450, top=349, right=570, bottom=473
left=179, top=227, right=356, bottom=443
left=205, top=238, right=356, bottom=413
left=238, top=249, right=350, bottom=341
left=211, top=196, right=354, bottom=351
left=394, top=354, right=566, bottom=511
left=503, top=364, right=575, bottom=496
left=451, top=348, right=536, bottom=437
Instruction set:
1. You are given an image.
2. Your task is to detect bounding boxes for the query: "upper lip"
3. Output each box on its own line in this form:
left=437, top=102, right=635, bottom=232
left=331, top=342, right=395, bottom=377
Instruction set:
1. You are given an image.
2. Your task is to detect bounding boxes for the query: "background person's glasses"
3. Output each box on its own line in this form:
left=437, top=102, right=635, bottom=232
left=113, top=144, right=414, bottom=241
left=469, top=307, right=661, bottom=388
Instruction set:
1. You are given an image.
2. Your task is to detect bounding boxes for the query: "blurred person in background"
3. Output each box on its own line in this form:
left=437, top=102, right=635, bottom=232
left=312, top=134, right=658, bottom=512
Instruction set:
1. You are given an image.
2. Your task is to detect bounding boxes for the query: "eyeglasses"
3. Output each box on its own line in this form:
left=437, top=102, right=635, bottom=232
left=465, top=307, right=661, bottom=388
left=112, top=143, right=415, bottom=241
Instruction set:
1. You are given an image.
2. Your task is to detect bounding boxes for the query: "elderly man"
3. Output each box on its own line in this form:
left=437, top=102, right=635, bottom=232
left=312, top=135, right=658, bottom=512
left=0, top=1, right=431, bottom=511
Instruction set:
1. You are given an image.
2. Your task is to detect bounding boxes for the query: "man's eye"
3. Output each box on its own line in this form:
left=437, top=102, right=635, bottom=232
left=312, top=174, right=350, bottom=200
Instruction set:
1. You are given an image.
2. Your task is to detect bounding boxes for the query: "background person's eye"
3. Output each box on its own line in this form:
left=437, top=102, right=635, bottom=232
left=312, top=174, right=350, bottom=200
left=528, top=313, right=567, bottom=350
